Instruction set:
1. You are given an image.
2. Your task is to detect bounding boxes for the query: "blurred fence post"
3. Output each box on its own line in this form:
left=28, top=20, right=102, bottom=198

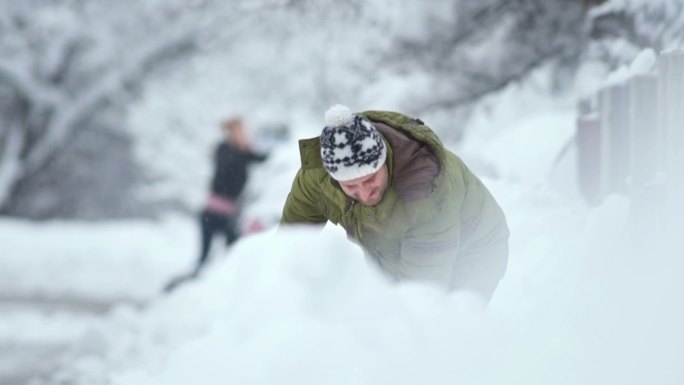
left=577, top=49, right=684, bottom=235
left=658, top=50, right=684, bottom=233
left=598, top=84, right=631, bottom=198
left=576, top=98, right=602, bottom=205
left=628, top=74, right=661, bottom=226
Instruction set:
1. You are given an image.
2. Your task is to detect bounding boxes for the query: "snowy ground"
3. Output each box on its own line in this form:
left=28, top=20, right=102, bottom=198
left=2, top=174, right=681, bottom=384
left=2, top=82, right=682, bottom=384
left=0, top=215, right=197, bottom=383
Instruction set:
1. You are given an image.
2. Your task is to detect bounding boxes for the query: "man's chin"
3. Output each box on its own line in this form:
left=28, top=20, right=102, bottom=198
left=361, top=196, right=382, bottom=207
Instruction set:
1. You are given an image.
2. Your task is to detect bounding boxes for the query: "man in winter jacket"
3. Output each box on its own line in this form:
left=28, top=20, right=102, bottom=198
left=280, top=105, right=509, bottom=302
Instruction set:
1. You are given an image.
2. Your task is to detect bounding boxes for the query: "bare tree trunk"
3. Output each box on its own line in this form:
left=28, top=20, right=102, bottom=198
left=0, top=121, right=25, bottom=208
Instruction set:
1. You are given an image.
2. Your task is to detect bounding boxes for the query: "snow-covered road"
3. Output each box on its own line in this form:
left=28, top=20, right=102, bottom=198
left=0, top=217, right=192, bottom=384
left=0, top=300, right=114, bottom=384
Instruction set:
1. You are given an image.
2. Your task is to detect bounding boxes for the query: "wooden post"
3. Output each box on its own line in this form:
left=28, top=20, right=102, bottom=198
left=599, top=84, right=631, bottom=197
left=576, top=98, right=602, bottom=205
left=658, top=50, right=684, bottom=233
left=629, top=75, right=659, bottom=189
left=629, top=74, right=661, bottom=226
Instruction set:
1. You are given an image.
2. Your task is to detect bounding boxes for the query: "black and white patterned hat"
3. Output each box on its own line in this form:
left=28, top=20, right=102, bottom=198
left=320, top=104, right=387, bottom=181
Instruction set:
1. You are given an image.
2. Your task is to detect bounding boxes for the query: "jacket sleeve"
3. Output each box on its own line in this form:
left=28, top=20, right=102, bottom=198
left=280, top=169, right=328, bottom=225
left=248, top=150, right=268, bottom=163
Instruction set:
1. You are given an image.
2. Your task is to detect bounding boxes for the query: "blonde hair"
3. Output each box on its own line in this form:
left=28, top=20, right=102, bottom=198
left=221, top=117, right=252, bottom=150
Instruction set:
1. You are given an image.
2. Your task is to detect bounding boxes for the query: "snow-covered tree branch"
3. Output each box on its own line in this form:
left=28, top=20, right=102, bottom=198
left=0, top=1, right=215, bottom=216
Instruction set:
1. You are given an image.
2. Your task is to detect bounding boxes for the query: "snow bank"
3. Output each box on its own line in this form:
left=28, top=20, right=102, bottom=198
left=38, top=189, right=683, bottom=385
left=102, top=226, right=507, bottom=385
left=0, top=215, right=196, bottom=300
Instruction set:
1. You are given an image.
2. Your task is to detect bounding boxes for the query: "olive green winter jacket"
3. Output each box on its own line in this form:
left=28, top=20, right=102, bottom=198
left=280, top=111, right=509, bottom=289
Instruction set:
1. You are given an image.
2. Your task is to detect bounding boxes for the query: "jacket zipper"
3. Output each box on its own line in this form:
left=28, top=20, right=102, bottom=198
left=345, top=199, right=362, bottom=240
left=345, top=198, right=355, bottom=215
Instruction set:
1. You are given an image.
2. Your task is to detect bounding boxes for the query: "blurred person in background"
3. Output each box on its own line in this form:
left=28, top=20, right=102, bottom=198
left=280, top=105, right=509, bottom=303
left=165, top=116, right=267, bottom=292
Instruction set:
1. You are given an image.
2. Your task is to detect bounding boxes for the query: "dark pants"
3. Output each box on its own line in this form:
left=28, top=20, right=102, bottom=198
left=164, top=210, right=239, bottom=293
left=197, top=209, right=239, bottom=271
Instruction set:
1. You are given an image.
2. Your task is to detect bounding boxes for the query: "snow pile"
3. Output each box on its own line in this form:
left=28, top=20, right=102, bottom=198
left=454, top=65, right=579, bottom=185
left=80, top=226, right=508, bottom=385
left=34, top=188, right=682, bottom=385
left=475, top=111, right=576, bottom=183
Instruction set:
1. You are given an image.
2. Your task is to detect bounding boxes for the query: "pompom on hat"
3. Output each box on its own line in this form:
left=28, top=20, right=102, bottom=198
left=320, top=105, right=387, bottom=181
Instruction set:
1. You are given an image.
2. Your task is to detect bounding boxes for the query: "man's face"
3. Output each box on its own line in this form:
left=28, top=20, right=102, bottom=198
left=338, top=164, right=389, bottom=207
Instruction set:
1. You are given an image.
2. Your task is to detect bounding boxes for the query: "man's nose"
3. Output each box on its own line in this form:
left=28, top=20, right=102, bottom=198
left=359, top=186, right=373, bottom=200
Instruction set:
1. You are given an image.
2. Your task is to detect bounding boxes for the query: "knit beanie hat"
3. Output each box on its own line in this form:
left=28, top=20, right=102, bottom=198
left=320, top=105, right=387, bottom=181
